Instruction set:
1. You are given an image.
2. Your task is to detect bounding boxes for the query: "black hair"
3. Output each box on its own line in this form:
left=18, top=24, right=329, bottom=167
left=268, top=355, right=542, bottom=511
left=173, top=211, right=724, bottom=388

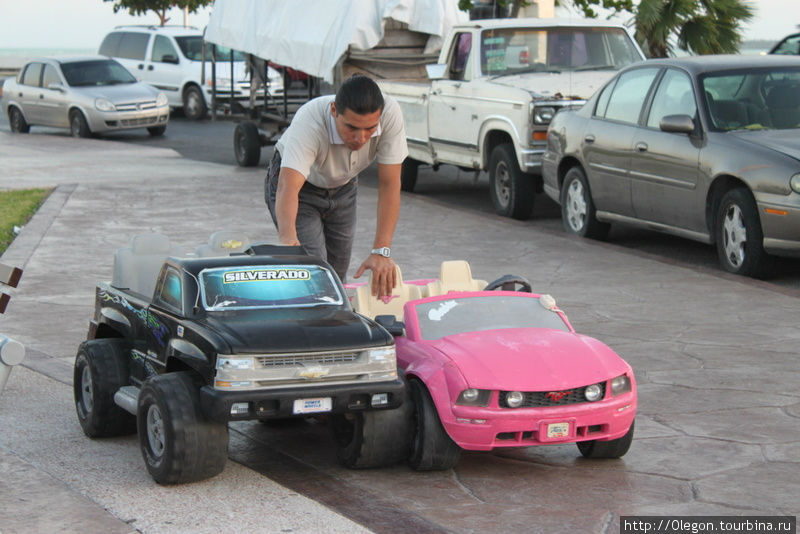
left=334, top=74, right=384, bottom=115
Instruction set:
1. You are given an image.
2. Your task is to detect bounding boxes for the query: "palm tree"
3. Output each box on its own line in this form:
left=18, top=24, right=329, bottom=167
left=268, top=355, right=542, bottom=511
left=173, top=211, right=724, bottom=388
left=634, top=0, right=754, bottom=57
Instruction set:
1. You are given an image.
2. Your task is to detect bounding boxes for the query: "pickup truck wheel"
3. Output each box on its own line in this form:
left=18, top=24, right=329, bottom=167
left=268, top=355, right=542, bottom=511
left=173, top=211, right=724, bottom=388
left=234, top=121, right=262, bottom=167
left=330, top=388, right=413, bottom=469
left=73, top=339, right=136, bottom=438
left=577, top=421, right=634, bottom=459
left=489, top=143, right=534, bottom=220
left=560, top=166, right=610, bottom=240
left=408, top=379, right=461, bottom=471
left=137, top=372, right=228, bottom=484
left=183, top=86, right=207, bottom=120
left=400, top=157, right=420, bottom=192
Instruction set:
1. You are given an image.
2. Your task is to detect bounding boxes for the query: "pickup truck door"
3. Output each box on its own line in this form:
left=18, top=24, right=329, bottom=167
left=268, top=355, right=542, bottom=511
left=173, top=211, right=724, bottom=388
left=428, top=32, right=481, bottom=166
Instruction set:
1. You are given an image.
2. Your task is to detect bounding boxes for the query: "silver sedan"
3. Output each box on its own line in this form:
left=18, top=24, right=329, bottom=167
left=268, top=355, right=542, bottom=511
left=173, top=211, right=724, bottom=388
left=2, top=56, right=170, bottom=137
left=542, top=55, right=800, bottom=278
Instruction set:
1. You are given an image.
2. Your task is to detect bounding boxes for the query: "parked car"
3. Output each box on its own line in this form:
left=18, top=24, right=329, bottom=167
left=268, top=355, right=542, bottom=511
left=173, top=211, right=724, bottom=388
left=542, top=55, right=800, bottom=277
left=2, top=56, right=169, bottom=137
left=99, top=26, right=282, bottom=120
left=769, top=32, right=800, bottom=55
left=350, top=261, right=636, bottom=470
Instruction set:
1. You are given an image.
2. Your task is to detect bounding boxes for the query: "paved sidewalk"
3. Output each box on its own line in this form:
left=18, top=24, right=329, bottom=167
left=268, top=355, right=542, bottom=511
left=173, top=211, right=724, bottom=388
left=0, top=130, right=798, bottom=533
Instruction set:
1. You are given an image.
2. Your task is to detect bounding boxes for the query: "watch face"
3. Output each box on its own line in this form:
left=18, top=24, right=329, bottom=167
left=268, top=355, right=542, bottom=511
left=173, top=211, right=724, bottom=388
left=372, top=247, right=390, bottom=257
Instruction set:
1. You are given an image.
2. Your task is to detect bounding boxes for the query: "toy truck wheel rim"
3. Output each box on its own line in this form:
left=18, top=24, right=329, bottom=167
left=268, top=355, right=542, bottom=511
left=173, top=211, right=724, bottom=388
left=79, top=364, right=94, bottom=414
left=146, top=404, right=167, bottom=459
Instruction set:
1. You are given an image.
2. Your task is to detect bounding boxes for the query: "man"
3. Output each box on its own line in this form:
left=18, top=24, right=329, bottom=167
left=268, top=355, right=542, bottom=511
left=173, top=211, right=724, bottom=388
left=265, top=74, right=407, bottom=297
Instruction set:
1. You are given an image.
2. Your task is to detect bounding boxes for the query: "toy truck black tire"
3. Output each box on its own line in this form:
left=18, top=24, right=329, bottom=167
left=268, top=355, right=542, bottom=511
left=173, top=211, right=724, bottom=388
left=330, top=375, right=413, bottom=468
left=137, top=372, right=229, bottom=485
left=74, top=339, right=137, bottom=438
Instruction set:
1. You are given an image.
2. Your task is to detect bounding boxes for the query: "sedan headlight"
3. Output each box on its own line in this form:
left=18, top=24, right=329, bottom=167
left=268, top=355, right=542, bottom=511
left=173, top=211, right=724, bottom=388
left=95, top=98, right=115, bottom=112
left=533, top=106, right=556, bottom=125
left=156, top=92, right=168, bottom=107
left=456, top=388, right=491, bottom=406
left=216, top=357, right=254, bottom=370
left=791, top=173, right=800, bottom=194
left=611, top=374, right=632, bottom=396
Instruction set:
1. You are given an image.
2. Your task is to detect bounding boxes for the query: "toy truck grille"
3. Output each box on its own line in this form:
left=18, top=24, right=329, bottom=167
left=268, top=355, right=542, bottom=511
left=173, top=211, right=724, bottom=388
left=256, top=351, right=359, bottom=367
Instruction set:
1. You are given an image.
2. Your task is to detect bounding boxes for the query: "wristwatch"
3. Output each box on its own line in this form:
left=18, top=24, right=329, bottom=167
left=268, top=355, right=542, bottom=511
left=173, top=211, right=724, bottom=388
left=370, top=247, right=391, bottom=258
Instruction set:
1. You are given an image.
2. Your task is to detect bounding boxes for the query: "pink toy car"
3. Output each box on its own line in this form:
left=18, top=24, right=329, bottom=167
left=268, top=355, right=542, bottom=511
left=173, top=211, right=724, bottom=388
left=351, top=262, right=637, bottom=471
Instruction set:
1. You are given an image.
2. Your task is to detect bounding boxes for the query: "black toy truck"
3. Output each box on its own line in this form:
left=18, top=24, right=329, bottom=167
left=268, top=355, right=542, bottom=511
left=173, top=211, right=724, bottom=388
left=74, top=233, right=409, bottom=484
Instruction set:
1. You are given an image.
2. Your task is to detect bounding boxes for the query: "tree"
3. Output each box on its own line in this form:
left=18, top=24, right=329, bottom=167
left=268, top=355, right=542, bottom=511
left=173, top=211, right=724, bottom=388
left=103, top=0, right=213, bottom=26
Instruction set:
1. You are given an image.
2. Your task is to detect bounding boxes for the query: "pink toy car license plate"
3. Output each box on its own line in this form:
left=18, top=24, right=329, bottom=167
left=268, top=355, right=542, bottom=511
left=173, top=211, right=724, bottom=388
left=546, top=422, right=570, bottom=439
left=293, top=397, right=332, bottom=414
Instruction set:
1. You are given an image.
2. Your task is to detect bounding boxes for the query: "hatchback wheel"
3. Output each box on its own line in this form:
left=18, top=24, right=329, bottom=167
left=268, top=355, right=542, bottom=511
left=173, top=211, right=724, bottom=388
left=560, top=166, right=609, bottom=239
left=69, top=109, right=91, bottom=138
left=715, top=188, right=770, bottom=277
left=8, top=106, right=30, bottom=133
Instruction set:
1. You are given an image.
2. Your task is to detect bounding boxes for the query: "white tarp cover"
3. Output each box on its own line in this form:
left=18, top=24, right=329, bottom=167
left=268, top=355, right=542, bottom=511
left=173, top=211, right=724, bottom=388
left=204, top=0, right=466, bottom=82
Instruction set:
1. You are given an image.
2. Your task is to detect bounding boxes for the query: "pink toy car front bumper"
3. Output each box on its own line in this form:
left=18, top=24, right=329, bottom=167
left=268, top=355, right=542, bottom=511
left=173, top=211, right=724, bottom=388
left=443, top=392, right=636, bottom=451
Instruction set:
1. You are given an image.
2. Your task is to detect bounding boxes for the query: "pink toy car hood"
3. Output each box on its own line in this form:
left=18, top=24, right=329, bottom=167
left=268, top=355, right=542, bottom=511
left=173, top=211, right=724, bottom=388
left=425, top=328, right=630, bottom=392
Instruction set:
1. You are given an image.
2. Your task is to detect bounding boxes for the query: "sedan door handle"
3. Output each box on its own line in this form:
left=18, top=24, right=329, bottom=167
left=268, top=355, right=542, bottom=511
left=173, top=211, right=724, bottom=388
left=39, top=94, right=45, bottom=99
left=147, top=65, right=154, bottom=71
left=635, top=142, right=648, bottom=152
left=137, top=64, right=144, bottom=70
left=584, top=134, right=595, bottom=144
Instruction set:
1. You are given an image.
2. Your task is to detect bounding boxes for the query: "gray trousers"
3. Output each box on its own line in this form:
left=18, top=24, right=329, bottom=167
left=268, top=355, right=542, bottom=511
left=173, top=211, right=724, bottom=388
left=265, top=150, right=357, bottom=282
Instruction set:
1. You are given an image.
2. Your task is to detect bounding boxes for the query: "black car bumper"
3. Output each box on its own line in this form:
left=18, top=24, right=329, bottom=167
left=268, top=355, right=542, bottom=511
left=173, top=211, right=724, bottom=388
left=199, top=378, right=405, bottom=422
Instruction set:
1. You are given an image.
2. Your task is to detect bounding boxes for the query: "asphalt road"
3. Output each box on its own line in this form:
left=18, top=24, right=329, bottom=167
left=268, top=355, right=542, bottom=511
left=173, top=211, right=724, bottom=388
left=2, top=111, right=798, bottom=292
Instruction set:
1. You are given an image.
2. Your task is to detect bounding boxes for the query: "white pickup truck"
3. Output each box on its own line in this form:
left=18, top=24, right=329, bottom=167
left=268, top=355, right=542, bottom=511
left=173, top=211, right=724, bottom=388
left=379, top=18, right=645, bottom=219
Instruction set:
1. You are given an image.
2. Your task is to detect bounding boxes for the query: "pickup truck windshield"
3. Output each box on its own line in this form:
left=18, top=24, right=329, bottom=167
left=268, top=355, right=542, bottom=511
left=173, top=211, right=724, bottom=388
left=481, top=27, right=641, bottom=76
left=199, top=264, right=343, bottom=310
left=413, top=295, right=570, bottom=341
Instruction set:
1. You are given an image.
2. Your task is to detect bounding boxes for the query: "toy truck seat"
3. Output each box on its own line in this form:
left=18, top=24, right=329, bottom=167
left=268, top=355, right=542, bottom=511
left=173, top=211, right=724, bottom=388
left=112, top=233, right=181, bottom=298
left=195, top=231, right=252, bottom=257
left=425, top=260, right=487, bottom=296
left=352, top=265, right=421, bottom=321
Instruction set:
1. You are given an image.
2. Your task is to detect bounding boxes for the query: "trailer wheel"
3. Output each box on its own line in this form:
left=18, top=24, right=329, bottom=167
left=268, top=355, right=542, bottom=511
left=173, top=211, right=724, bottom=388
left=401, top=157, right=420, bottom=192
left=234, top=121, right=262, bottom=167
left=137, top=372, right=228, bottom=484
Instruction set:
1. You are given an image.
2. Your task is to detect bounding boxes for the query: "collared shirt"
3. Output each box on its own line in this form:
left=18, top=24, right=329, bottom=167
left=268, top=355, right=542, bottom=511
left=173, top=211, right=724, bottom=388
left=276, top=94, right=408, bottom=189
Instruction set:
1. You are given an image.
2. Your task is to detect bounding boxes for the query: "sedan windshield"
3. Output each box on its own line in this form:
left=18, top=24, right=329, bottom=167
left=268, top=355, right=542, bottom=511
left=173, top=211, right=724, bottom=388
left=199, top=264, right=343, bottom=311
left=61, top=59, right=136, bottom=87
left=413, top=295, right=570, bottom=341
left=481, top=27, right=641, bottom=77
left=702, top=67, right=800, bottom=130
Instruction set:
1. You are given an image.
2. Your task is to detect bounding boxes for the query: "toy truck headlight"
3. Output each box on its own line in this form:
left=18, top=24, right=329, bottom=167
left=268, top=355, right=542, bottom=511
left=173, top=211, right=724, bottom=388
left=611, top=374, right=631, bottom=396
left=217, top=357, right=254, bottom=370
left=366, top=346, right=396, bottom=364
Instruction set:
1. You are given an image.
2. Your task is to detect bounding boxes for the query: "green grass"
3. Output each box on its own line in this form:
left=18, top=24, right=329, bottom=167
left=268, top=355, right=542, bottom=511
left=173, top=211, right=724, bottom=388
left=0, top=188, right=51, bottom=255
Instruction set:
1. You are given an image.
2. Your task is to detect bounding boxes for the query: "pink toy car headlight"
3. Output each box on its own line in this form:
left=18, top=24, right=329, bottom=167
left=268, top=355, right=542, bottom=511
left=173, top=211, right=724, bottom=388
left=456, top=388, right=491, bottom=407
left=611, top=374, right=631, bottom=396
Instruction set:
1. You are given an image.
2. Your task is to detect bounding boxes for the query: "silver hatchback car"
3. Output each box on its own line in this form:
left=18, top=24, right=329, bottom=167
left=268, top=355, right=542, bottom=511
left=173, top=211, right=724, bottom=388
left=2, top=56, right=170, bottom=137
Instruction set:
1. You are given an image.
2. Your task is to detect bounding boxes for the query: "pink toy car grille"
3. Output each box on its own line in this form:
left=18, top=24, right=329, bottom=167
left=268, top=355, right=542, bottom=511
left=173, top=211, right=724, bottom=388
left=499, top=383, right=607, bottom=407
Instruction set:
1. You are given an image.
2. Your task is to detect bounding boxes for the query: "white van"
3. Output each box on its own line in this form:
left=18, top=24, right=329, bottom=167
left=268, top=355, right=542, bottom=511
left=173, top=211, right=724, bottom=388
left=99, top=26, right=282, bottom=120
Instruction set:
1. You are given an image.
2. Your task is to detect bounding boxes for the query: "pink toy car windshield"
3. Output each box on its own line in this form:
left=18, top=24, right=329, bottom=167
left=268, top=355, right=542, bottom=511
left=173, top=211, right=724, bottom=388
left=413, top=295, right=570, bottom=341
left=199, top=264, right=343, bottom=311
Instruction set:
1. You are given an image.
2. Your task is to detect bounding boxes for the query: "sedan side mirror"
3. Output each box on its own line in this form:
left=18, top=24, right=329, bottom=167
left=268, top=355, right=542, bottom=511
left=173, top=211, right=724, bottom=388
left=47, top=82, right=65, bottom=93
left=375, top=314, right=405, bottom=336
left=426, top=63, right=447, bottom=80
left=660, top=114, right=695, bottom=134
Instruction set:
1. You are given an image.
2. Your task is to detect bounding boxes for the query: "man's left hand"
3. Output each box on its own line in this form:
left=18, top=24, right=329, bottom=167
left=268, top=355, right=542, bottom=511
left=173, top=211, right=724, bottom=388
left=354, top=255, right=397, bottom=297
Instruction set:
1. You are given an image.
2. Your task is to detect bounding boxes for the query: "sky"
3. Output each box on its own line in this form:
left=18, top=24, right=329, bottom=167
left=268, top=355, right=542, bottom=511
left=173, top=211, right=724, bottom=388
left=0, top=0, right=796, bottom=51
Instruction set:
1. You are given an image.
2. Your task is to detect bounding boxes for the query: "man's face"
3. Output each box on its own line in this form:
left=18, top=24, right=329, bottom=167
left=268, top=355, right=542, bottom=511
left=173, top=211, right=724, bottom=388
left=331, top=103, right=381, bottom=151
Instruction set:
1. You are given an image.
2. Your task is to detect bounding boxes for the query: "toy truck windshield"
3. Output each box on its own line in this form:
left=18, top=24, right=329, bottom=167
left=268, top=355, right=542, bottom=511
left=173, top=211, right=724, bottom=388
left=199, top=264, right=344, bottom=311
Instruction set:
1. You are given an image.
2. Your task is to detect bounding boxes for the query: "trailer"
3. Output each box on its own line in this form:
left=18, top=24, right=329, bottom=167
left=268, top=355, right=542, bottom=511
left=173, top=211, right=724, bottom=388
left=203, top=0, right=466, bottom=166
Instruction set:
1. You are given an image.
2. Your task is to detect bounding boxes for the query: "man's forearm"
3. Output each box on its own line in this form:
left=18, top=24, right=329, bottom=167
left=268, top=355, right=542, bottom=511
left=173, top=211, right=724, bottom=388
left=275, top=168, right=306, bottom=245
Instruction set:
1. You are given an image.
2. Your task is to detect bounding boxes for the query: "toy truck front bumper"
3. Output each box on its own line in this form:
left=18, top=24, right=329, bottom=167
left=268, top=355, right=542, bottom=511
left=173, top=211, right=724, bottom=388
left=199, top=378, right=405, bottom=422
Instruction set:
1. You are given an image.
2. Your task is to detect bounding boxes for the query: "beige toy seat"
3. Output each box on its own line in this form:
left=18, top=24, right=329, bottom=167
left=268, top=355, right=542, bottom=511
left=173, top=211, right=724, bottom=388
left=112, top=233, right=181, bottom=298
left=425, top=260, right=487, bottom=296
left=195, top=230, right=252, bottom=257
left=352, top=265, right=421, bottom=321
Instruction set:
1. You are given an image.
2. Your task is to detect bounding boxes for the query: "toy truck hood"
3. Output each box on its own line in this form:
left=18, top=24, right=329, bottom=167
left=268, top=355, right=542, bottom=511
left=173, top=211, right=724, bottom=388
left=489, top=70, right=612, bottom=101
left=199, top=308, right=392, bottom=353
left=428, top=328, right=629, bottom=391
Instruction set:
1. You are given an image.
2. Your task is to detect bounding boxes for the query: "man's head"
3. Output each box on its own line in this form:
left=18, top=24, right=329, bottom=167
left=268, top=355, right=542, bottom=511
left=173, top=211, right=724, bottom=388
left=330, top=74, right=384, bottom=151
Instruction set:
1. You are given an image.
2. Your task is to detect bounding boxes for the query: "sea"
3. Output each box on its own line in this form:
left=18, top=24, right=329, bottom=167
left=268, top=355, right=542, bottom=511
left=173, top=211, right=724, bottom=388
left=0, top=48, right=96, bottom=70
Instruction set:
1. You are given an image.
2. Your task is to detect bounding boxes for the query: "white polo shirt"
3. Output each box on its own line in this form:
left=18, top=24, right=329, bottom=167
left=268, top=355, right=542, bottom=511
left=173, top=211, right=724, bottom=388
left=276, top=94, right=408, bottom=189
